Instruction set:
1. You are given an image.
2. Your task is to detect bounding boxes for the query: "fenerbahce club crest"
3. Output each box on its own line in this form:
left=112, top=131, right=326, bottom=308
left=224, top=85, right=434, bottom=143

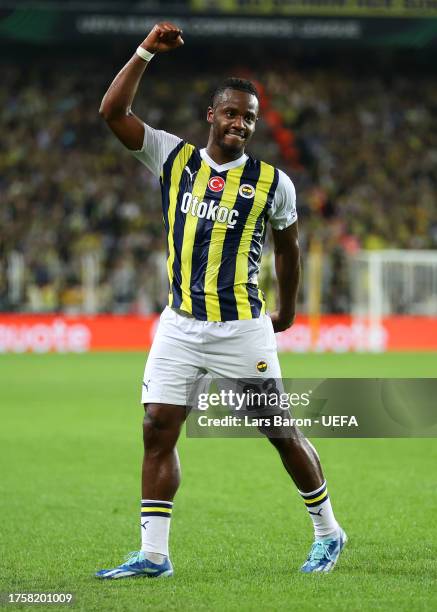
left=256, top=360, right=268, bottom=373
left=239, top=183, right=255, bottom=199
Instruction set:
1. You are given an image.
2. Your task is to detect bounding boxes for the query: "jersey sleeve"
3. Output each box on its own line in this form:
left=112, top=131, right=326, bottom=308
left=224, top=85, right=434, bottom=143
left=130, top=123, right=182, bottom=178
left=268, top=169, right=298, bottom=230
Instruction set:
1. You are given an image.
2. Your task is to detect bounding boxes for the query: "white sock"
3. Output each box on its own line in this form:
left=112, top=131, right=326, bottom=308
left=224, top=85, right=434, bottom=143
left=298, top=481, right=339, bottom=540
left=140, top=499, right=173, bottom=559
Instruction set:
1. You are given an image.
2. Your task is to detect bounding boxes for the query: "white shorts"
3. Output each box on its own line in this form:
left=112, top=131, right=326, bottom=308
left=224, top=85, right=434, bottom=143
left=141, top=306, right=283, bottom=406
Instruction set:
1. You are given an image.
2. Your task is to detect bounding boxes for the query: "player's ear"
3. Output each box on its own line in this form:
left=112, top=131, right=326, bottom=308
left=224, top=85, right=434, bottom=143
left=207, top=106, right=214, bottom=124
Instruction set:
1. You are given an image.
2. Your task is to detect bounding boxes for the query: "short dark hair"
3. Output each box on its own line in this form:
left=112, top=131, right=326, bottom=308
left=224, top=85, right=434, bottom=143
left=211, top=77, right=259, bottom=108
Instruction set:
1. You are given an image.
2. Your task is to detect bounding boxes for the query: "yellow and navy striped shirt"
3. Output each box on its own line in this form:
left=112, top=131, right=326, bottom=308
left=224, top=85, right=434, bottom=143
left=132, top=126, right=297, bottom=321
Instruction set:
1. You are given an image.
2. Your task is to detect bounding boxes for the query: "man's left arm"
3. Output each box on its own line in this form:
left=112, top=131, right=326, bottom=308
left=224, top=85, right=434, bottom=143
left=268, top=169, right=300, bottom=332
left=270, top=222, right=300, bottom=332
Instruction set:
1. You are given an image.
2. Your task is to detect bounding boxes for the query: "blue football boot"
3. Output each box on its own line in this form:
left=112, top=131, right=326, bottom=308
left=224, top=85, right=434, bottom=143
left=96, top=551, right=173, bottom=579
left=301, top=528, right=348, bottom=573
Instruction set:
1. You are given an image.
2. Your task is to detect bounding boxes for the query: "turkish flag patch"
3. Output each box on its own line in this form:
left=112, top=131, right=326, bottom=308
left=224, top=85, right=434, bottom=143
left=208, top=176, right=225, bottom=192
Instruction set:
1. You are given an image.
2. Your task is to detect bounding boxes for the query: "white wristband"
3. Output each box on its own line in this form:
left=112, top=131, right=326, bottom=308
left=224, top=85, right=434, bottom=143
left=136, top=46, right=155, bottom=62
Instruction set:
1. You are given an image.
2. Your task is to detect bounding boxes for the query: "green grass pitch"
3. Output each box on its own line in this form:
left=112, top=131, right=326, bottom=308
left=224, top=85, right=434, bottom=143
left=1, top=352, right=436, bottom=611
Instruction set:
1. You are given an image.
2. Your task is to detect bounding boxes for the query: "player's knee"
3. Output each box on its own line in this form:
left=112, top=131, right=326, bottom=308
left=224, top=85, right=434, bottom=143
left=265, top=427, right=304, bottom=451
left=142, top=415, right=168, bottom=453
left=144, top=404, right=184, bottom=429
left=142, top=413, right=156, bottom=438
left=142, top=404, right=184, bottom=451
left=266, top=434, right=288, bottom=452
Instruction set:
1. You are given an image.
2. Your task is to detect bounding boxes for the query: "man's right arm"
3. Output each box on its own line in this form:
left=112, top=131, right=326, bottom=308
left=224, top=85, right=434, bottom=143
left=99, top=22, right=184, bottom=151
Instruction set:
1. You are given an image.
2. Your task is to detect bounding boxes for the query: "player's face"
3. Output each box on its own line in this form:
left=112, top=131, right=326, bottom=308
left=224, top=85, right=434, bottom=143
left=207, top=89, right=258, bottom=155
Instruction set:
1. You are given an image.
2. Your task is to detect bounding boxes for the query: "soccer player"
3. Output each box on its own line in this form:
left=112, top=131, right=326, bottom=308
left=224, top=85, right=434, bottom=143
left=96, top=22, right=346, bottom=578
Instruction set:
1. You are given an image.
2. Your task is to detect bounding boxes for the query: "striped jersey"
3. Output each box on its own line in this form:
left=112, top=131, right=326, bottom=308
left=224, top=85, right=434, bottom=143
left=132, top=124, right=297, bottom=321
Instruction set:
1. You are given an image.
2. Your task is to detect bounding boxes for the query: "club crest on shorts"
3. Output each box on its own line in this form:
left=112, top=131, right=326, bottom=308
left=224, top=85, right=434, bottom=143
left=256, top=360, right=268, bottom=373
left=208, top=176, right=225, bottom=192
left=239, top=183, right=255, bottom=199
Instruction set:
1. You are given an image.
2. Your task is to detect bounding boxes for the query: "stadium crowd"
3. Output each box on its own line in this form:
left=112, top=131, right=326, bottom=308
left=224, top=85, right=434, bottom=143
left=1, top=53, right=436, bottom=314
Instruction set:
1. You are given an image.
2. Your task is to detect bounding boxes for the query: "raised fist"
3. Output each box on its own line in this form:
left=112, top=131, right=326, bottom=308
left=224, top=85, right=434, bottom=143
left=142, top=22, right=184, bottom=54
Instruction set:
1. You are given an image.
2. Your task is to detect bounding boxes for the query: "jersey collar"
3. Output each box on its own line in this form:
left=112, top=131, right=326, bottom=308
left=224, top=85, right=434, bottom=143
left=200, top=148, right=248, bottom=172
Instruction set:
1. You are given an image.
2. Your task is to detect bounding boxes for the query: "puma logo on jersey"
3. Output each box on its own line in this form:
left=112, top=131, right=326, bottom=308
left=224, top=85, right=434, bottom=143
left=184, top=166, right=198, bottom=181
left=181, top=192, right=239, bottom=229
